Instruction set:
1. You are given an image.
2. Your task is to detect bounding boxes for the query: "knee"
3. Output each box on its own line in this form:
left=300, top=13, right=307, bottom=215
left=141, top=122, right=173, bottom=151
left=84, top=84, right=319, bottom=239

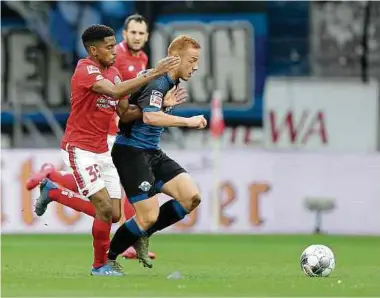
left=112, top=212, right=121, bottom=223
left=90, top=189, right=114, bottom=221
left=136, top=210, right=159, bottom=230
left=97, top=200, right=113, bottom=221
left=181, top=193, right=201, bottom=212
left=189, top=193, right=201, bottom=211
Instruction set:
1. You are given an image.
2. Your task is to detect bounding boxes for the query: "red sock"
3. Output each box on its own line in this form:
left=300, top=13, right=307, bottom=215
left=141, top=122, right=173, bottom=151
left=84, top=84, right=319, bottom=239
left=92, top=218, right=111, bottom=268
left=48, top=171, right=78, bottom=192
left=48, top=188, right=96, bottom=218
left=123, top=197, right=135, bottom=220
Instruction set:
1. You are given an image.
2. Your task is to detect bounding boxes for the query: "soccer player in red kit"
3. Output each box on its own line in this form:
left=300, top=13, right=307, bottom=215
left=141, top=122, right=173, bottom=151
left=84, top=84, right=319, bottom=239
left=32, top=24, right=180, bottom=276
left=26, top=16, right=187, bottom=266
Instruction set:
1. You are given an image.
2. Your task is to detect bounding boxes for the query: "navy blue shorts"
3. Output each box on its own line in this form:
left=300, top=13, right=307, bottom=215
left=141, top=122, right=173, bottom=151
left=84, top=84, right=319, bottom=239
left=111, top=144, right=186, bottom=204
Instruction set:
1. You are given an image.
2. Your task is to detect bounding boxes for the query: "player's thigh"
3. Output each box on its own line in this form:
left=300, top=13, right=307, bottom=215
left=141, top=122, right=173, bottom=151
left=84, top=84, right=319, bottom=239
left=161, top=172, right=201, bottom=210
left=61, top=145, right=106, bottom=198
left=111, top=144, right=157, bottom=204
left=151, top=151, right=186, bottom=193
left=154, top=152, right=201, bottom=210
left=98, top=150, right=122, bottom=200
left=133, top=195, right=160, bottom=230
left=98, top=151, right=123, bottom=222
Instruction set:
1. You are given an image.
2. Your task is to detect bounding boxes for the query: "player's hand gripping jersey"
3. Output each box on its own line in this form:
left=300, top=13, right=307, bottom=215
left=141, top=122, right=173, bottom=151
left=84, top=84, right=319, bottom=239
left=115, top=72, right=177, bottom=149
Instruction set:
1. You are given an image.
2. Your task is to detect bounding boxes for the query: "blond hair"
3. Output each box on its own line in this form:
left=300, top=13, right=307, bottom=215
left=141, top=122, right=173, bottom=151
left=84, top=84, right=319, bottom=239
left=167, top=35, right=200, bottom=55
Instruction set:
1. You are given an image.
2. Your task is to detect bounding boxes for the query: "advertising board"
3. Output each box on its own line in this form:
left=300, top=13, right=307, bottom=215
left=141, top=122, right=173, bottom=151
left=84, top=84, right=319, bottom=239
left=264, top=78, right=379, bottom=152
left=2, top=150, right=379, bottom=235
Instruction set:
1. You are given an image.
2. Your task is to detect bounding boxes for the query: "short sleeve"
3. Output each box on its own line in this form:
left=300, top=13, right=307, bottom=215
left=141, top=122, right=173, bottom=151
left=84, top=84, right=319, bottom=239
left=77, top=64, right=104, bottom=89
left=138, top=77, right=169, bottom=113
left=113, top=67, right=123, bottom=81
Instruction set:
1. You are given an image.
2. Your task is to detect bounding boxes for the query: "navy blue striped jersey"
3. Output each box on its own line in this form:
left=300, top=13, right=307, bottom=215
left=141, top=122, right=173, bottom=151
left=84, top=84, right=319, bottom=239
left=115, top=72, right=178, bottom=149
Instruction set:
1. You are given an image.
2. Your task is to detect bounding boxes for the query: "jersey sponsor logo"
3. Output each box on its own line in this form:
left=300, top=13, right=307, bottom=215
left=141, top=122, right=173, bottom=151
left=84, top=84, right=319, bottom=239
left=96, top=74, right=104, bottom=81
left=114, top=76, right=121, bottom=85
left=96, top=98, right=118, bottom=109
left=87, top=65, right=101, bottom=75
left=150, top=90, right=163, bottom=108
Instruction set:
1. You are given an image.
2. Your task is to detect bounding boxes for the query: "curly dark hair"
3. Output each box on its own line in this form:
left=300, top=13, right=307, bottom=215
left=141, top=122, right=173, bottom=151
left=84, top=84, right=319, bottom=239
left=81, top=24, right=115, bottom=49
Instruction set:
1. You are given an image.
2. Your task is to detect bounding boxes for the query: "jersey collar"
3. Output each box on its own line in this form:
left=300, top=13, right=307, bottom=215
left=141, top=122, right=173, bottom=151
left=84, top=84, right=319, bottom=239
left=120, top=41, right=143, bottom=58
left=165, top=73, right=180, bottom=86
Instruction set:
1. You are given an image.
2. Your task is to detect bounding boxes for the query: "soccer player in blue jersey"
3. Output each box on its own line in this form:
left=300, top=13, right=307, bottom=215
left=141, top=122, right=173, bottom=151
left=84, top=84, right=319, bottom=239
left=107, top=35, right=206, bottom=271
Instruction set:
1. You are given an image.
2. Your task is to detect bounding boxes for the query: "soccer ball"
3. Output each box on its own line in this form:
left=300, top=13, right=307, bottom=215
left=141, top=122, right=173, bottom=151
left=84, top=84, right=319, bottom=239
left=300, top=244, right=335, bottom=277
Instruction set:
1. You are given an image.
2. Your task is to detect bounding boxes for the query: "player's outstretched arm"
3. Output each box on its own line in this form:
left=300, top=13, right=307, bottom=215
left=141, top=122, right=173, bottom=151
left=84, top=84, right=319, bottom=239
left=92, top=57, right=181, bottom=99
left=143, top=111, right=207, bottom=129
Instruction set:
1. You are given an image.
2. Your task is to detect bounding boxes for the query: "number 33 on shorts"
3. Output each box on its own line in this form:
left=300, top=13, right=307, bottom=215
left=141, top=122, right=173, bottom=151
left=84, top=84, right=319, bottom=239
left=61, top=145, right=110, bottom=198
left=86, top=164, right=101, bottom=182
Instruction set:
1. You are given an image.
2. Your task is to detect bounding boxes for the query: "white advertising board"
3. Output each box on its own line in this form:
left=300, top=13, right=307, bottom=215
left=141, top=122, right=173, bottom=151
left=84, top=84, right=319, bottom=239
left=1, top=150, right=380, bottom=235
left=264, top=77, right=380, bottom=153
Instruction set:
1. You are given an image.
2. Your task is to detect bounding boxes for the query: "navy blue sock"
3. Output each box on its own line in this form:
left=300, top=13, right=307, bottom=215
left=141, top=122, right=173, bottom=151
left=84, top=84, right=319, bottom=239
left=108, top=218, right=145, bottom=260
left=146, top=200, right=188, bottom=236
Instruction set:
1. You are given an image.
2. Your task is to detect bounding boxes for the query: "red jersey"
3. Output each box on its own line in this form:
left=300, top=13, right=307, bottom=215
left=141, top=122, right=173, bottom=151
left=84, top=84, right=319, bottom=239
left=114, top=41, right=148, bottom=79
left=108, top=41, right=148, bottom=136
left=62, top=58, right=122, bottom=153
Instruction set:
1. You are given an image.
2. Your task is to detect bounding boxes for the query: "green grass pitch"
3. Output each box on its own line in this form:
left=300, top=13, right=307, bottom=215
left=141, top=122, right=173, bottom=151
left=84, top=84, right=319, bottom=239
left=2, top=234, right=380, bottom=297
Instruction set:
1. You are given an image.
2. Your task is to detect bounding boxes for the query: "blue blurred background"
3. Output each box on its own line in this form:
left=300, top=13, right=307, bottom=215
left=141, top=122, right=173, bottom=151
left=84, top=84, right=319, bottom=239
left=2, top=1, right=379, bottom=148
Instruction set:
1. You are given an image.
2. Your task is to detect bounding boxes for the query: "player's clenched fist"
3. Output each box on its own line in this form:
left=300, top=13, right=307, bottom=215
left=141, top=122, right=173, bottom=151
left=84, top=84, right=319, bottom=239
left=154, top=56, right=181, bottom=75
left=186, top=115, right=207, bottom=129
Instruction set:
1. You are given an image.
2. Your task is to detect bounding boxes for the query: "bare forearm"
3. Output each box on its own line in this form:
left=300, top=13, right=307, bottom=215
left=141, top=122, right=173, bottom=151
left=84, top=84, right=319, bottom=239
left=92, top=72, right=160, bottom=99
left=143, top=111, right=188, bottom=127
left=119, top=108, right=143, bottom=123
left=117, top=103, right=142, bottom=123
left=93, top=56, right=181, bottom=99
left=113, top=70, right=159, bottom=98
